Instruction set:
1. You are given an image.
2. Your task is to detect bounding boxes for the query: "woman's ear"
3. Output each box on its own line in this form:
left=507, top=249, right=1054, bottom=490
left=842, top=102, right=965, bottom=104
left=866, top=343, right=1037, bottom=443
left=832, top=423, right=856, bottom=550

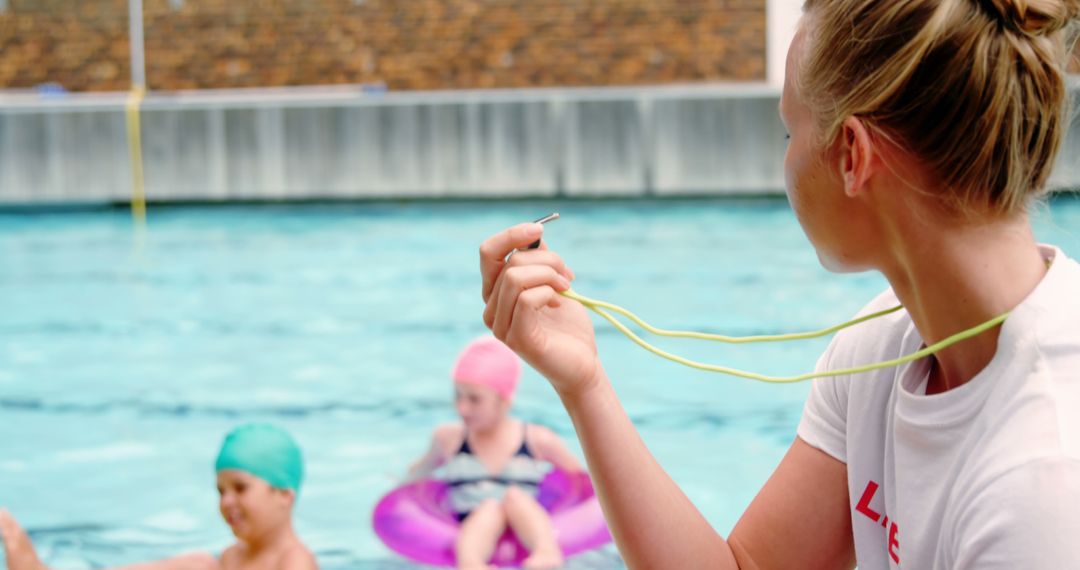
left=838, top=116, right=876, bottom=198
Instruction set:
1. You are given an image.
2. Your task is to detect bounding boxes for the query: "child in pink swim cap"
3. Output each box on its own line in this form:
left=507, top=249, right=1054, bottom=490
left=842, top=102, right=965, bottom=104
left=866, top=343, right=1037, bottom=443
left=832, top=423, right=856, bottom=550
left=409, top=336, right=584, bottom=570
left=451, top=336, right=522, bottom=403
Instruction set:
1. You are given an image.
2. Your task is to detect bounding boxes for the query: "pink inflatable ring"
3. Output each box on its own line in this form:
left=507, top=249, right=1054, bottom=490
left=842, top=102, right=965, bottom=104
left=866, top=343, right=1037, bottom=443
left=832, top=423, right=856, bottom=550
left=373, top=470, right=612, bottom=567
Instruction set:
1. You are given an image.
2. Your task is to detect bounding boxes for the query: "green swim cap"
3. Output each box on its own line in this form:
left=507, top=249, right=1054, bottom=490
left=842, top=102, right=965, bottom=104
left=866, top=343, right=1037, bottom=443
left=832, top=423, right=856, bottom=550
left=215, top=423, right=303, bottom=493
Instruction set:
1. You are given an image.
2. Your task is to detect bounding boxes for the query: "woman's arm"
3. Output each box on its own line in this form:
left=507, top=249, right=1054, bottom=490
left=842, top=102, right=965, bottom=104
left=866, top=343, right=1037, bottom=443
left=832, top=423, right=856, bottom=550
left=561, top=373, right=855, bottom=569
left=729, top=437, right=855, bottom=569
left=480, top=224, right=855, bottom=569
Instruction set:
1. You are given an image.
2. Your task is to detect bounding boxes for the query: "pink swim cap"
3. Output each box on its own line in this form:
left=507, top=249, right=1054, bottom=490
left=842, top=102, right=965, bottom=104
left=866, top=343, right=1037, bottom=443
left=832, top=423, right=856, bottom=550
left=451, top=337, right=521, bottom=402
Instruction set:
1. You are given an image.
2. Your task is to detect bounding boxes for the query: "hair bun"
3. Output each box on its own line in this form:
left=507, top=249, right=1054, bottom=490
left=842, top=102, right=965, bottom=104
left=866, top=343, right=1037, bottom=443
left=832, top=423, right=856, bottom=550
left=983, top=0, right=1080, bottom=36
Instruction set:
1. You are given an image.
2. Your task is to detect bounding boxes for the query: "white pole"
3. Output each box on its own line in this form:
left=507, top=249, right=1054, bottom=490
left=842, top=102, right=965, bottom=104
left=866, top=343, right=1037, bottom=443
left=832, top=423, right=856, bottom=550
left=767, top=0, right=802, bottom=87
left=128, top=0, right=146, bottom=90
left=127, top=0, right=148, bottom=224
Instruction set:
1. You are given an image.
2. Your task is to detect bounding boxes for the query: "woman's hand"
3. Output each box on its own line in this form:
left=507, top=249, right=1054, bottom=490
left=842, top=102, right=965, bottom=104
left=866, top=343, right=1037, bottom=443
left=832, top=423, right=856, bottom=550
left=479, top=223, right=602, bottom=400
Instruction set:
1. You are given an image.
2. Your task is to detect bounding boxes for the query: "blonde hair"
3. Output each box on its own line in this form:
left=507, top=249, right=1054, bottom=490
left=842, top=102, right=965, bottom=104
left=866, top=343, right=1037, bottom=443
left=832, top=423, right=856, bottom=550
left=799, top=0, right=1080, bottom=215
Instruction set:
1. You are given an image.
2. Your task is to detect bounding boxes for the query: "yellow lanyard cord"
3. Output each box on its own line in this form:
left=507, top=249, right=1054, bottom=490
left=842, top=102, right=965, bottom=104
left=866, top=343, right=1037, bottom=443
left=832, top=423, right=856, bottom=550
left=560, top=289, right=1010, bottom=383
left=564, top=290, right=905, bottom=343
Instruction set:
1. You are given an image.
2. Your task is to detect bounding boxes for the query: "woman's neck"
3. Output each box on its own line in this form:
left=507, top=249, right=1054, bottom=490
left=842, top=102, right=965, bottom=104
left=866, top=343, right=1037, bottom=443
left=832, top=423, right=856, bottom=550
left=878, top=211, right=1046, bottom=394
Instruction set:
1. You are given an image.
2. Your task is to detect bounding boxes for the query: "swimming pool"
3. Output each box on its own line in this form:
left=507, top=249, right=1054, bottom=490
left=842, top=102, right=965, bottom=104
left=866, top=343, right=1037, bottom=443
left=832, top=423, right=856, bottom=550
left=2, top=196, right=1079, bottom=569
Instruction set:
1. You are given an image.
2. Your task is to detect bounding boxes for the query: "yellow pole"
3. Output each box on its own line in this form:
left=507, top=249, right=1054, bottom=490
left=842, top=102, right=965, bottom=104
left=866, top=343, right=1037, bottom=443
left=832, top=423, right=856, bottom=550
left=125, top=86, right=147, bottom=226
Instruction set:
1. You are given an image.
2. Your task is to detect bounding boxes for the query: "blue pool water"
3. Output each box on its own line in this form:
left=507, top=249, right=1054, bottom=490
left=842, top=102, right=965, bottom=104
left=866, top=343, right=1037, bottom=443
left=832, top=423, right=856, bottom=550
left=2, top=197, right=1079, bottom=569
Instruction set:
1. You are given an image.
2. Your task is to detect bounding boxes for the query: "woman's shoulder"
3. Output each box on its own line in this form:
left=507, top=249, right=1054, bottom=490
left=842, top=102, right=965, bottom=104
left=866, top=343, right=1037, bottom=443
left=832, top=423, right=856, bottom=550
left=804, top=287, right=915, bottom=413
left=824, top=287, right=913, bottom=367
left=857, top=287, right=903, bottom=316
left=1021, top=247, right=1080, bottom=342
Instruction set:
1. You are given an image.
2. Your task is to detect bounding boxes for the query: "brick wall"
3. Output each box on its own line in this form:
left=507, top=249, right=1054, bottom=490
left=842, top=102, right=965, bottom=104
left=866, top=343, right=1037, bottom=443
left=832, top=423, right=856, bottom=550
left=0, top=0, right=766, bottom=91
left=0, top=1, right=132, bottom=91
left=1, top=1, right=1073, bottom=93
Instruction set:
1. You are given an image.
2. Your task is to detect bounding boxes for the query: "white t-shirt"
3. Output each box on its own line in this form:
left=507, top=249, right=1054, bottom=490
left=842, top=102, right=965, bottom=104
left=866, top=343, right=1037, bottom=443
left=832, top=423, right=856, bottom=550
left=798, top=245, right=1080, bottom=569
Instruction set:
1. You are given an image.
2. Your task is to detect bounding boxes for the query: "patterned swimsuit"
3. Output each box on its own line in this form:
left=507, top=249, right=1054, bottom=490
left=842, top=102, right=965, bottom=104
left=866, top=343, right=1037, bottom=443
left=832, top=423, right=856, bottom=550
left=443, top=424, right=549, bottom=520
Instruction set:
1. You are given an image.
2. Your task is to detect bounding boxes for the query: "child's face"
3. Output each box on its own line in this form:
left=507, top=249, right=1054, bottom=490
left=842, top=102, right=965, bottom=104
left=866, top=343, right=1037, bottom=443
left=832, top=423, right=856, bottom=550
left=454, top=383, right=509, bottom=431
left=216, top=470, right=293, bottom=542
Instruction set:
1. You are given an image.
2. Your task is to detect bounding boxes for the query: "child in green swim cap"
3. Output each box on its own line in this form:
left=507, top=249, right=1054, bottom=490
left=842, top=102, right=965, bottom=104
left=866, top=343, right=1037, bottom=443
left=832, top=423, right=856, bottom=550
left=0, top=423, right=317, bottom=570
left=213, top=422, right=315, bottom=570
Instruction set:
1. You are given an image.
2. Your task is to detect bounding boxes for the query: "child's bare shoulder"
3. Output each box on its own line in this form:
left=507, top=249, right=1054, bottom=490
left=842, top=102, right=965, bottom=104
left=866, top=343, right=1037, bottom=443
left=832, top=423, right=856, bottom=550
left=526, top=424, right=578, bottom=467
left=527, top=424, right=564, bottom=446
left=217, top=544, right=242, bottom=569
left=276, top=542, right=318, bottom=570
left=164, top=551, right=220, bottom=570
left=432, top=422, right=465, bottom=451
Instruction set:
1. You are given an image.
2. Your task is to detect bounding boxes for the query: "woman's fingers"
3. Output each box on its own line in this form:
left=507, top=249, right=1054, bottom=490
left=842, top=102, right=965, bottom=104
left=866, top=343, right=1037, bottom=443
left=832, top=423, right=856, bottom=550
left=503, top=285, right=565, bottom=349
left=487, top=265, right=571, bottom=339
left=504, top=249, right=573, bottom=280
left=479, top=223, right=544, bottom=302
